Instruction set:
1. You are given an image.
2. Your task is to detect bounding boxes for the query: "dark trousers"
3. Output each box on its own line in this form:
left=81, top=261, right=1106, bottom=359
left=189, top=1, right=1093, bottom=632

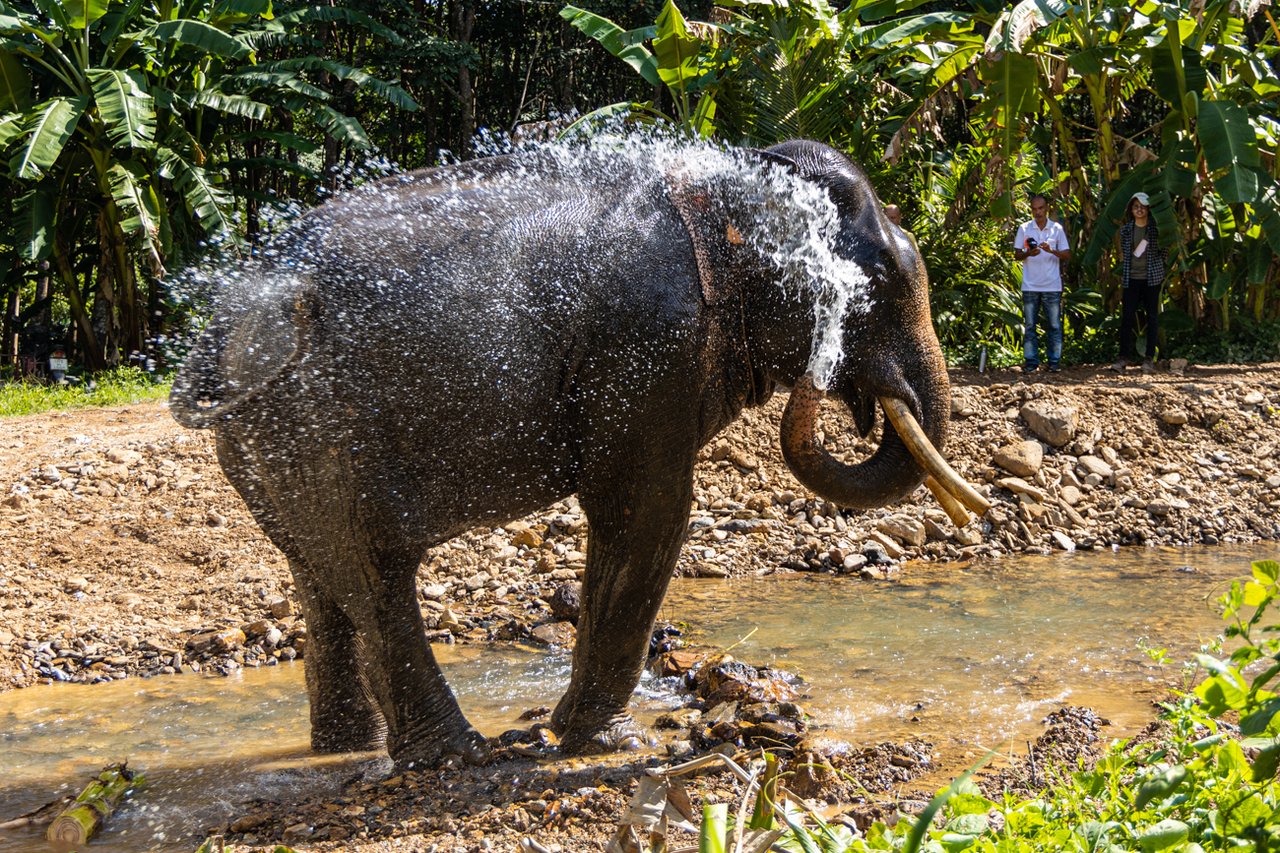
left=1119, top=280, right=1160, bottom=361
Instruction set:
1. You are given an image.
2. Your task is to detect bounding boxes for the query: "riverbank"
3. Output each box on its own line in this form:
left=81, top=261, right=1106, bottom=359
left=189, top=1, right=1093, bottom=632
left=0, top=363, right=1277, bottom=850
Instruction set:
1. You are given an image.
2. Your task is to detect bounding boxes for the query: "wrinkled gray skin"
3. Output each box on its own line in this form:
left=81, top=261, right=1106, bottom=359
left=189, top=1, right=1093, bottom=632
left=171, top=140, right=949, bottom=768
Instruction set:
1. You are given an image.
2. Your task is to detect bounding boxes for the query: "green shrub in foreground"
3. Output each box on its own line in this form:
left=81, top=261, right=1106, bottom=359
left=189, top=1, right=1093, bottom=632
left=0, top=368, right=170, bottom=418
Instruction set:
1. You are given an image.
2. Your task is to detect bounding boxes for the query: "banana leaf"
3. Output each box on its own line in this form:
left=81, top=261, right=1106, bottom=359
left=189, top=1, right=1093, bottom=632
left=561, top=5, right=660, bottom=88
left=88, top=68, right=156, bottom=149
left=1197, top=99, right=1262, bottom=203
left=11, top=95, right=87, bottom=179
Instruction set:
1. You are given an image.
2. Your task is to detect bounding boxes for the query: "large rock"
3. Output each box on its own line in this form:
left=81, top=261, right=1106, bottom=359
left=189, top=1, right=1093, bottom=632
left=993, top=440, right=1044, bottom=477
left=1019, top=402, right=1078, bottom=448
left=876, top=516, right=927, bottom=547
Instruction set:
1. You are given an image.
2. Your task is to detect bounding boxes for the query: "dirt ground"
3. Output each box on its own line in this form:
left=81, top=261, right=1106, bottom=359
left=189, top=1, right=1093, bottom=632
left=1, top=361, right=1278, bottom=851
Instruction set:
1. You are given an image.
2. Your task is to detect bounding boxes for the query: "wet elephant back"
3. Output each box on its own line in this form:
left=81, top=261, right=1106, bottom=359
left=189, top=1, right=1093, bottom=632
left=225, top=153, right=704, bottom=537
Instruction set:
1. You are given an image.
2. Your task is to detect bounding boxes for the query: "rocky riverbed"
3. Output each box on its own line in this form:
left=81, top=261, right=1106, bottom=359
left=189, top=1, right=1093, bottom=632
left=0, top=362, right=1277, bottom=851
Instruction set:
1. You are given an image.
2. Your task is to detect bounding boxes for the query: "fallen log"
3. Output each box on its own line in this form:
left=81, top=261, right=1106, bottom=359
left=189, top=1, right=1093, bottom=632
left=46, top=763, right=144, bottom=847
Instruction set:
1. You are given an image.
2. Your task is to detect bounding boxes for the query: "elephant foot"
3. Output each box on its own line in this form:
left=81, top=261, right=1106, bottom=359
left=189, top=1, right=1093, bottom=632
left=558, top=714, right=656, bottom=756
left=390, top=723, right=491, bottom=771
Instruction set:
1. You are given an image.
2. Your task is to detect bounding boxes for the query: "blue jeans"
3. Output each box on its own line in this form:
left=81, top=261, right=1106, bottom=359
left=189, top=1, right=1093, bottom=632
left=1022, top=290, right=1062, bottom=368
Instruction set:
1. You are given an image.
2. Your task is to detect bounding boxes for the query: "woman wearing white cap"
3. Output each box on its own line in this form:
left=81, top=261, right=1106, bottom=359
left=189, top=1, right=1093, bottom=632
left=1111, top=191, right=1168, bottom=372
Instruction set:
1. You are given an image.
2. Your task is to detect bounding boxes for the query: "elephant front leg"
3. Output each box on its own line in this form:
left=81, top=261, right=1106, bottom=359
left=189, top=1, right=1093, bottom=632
left=552, top=468, right=693, bottom=754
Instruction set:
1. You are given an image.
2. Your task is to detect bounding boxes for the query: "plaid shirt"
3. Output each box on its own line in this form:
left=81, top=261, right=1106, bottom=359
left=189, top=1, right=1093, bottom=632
left=1119, top=219, right=1167, bottom=288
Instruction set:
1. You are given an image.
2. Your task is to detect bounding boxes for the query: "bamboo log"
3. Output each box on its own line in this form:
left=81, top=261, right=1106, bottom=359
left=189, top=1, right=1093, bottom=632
left=46, top=763, right=143, bottom=847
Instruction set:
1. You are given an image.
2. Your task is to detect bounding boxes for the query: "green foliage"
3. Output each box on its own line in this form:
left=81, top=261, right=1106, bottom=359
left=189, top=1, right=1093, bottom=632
left=0, top=367, right=169, bottom=417
left=559, top=0, right=1280, bottom=355
left=560, top=0, right=719, bottom=137
left=0, top=0, right=415, bottom=370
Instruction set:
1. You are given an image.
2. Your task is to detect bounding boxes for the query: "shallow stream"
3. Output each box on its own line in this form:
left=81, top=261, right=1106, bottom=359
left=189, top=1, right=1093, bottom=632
left=0, top=544, right=1273, bottom=852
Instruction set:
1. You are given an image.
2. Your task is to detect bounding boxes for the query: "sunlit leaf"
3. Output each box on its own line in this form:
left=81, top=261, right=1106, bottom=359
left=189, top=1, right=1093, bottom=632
left=88, top=68, right=156, bottom=149
left=0, top=111, right=24, bottom=148
left=1134, top=765, right=1187, bottom=810
left=194, top=89, right=270, bottom=120
left=157, top=144, right=234, bottom=237
left=1251, top=560, right=1279, bottom=584
left=310, top=104, right=370, bottom=148
left=62, top=0, right=110, bottom=28
left=11, top=95, right=87, bottom=179
left=151, top=19, right=250, bottom=59
left=653, top=0, right=703, bottom=92
left=107, top=161, right=160, bottom=241
left=560, top=6, right=659, bottom=87
left=1138, top=819, right=1188, bottom=851
left=1198, top=100, right=1262, bottom=203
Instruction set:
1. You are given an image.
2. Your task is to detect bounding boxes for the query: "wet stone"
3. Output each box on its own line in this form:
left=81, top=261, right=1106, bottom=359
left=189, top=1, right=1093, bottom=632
left=186, top=628, right=246, bottom=654
left=529, top=621, right=576, bottom=647
left=547, top=582, right=581, bottom=623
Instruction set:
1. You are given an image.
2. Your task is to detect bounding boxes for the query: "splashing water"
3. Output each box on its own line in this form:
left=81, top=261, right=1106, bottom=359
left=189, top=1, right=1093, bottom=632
left=168, top=132, right=874, bottom=393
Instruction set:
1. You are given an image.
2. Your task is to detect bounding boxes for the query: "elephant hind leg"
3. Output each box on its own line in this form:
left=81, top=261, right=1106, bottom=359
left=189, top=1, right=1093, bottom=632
left=291, top=565, right=388, bottom=753
left=217, top=432, right=484, bottom=766
left=217, top=439, right=387, bottom=754
left=340, top=549, right=490, bottom=767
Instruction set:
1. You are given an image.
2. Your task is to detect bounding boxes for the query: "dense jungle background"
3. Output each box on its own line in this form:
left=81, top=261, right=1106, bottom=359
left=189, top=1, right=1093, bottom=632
left=1, top=0, right=1278, bottom=377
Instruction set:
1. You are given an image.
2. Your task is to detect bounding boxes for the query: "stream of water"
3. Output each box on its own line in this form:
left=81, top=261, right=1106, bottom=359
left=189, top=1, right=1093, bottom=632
left=0, top=544, right=1274, bottom=852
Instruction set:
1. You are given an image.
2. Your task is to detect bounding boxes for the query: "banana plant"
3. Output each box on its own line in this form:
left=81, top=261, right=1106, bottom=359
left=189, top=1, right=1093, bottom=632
left=560, top=0, right=720, bottom=138
left=0, top=0, right=415, bottom=369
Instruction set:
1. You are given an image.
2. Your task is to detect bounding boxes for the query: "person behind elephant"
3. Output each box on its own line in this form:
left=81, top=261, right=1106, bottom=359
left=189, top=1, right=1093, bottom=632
left=1110, top=192, right=1168, bottom=373
left=883, top=204, right=917, bottom=249
left=1013, top=193, right=1070, bottom=374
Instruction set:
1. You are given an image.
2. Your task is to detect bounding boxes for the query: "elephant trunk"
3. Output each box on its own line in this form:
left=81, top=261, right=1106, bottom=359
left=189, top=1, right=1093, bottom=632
left=780, top=371, right=988, bottom=514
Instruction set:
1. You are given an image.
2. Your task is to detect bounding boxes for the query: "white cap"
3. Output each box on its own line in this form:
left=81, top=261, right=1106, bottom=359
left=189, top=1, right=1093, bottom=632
left=1131, top=191, right=1150, bottom=206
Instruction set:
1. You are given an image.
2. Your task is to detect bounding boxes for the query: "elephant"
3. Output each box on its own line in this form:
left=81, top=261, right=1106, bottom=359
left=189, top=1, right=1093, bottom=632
left=170, top=138, right=976, bottom=769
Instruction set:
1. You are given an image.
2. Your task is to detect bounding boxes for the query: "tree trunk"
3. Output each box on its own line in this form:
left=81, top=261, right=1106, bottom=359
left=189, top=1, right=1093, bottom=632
left=2, top=285, right=17, bottom=372
left=451, top=0, right=477, bottom=157
left=54, top=235, right=106, bottom=372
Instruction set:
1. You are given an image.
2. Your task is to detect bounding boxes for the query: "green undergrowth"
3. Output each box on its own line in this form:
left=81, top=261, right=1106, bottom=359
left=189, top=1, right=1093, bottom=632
left=0, top=368, right=171, bottom=418
left=686, top=558, right=1280, bottom=853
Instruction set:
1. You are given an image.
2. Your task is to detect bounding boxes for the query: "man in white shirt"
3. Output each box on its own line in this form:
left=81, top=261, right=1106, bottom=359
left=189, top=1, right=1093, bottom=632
left=1013, top=194, right=1071, bottom=373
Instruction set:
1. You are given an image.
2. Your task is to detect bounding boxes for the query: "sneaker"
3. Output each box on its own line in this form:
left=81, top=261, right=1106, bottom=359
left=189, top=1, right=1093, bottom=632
left=1022, top=363, right=1039, bottom=374
left=1048, top=364, right=1061, bottom=373
left=1109, top=359, right=1129, bottom=372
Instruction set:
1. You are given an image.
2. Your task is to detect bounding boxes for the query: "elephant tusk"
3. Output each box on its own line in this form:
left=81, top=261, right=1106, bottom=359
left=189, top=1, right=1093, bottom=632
left=925, top=475, right=972, bottom=528
left=879, top=396, right=991, bottom=517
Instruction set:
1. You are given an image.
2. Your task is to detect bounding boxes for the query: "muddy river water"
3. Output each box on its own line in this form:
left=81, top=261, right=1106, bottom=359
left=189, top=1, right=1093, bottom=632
left=1, top=545, right=1275, bottom=851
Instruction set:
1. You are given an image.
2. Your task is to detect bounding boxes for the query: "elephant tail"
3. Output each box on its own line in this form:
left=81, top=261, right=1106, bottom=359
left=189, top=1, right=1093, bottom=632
left=169, top=281, right=318, bottom=430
